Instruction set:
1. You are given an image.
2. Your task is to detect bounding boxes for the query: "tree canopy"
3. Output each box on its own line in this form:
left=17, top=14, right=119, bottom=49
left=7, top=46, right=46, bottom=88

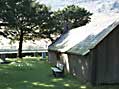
left=41, top=5, right=92, bottom=41
left=0, top=0, right=92, bottom=58
left=0, top=0, right=52, bottom=58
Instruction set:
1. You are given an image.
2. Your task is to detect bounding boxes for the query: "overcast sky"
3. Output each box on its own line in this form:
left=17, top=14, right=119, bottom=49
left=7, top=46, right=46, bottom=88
left=37, top=0, right=119, bottom=13
left=37, top=0, right=78, bottom=10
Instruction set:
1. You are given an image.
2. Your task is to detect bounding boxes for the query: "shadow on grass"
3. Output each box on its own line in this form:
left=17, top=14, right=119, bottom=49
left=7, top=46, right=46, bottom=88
left=0, top=58, right=119, bottom=89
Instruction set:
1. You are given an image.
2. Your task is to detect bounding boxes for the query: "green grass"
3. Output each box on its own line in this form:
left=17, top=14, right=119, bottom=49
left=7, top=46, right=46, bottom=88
left=0, top=57, right=119, bottom=89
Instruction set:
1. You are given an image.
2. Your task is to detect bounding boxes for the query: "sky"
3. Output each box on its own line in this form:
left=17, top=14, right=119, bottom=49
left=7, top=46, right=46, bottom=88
left=36, top=0, right=119, bottom=13
left=37, top=0, right=79, bottom=10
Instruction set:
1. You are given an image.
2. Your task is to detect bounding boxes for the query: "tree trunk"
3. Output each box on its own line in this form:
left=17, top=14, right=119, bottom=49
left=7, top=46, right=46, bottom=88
left=18, top=29, right=24, bottom=58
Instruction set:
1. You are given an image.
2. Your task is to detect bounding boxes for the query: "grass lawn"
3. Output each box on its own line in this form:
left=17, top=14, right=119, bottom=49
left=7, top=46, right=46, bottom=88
left=0, top=57, right=119, bottom=89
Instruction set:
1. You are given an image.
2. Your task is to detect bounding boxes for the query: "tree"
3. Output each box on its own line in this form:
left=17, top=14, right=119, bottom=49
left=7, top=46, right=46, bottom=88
left=0, top=0, right=51, bottom=58
left=59, top=5, right=92, bottom=28
left=41, top=5, right=92, bottom=41
left=0, top=22, right=8, bottom=37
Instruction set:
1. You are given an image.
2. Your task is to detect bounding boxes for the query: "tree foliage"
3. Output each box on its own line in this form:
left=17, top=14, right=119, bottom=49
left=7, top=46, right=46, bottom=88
left=0, top=0, right=92, bottom=58
left=0, top=0, right=51, bottom=58
left=43, top=5, right=92, bottom=41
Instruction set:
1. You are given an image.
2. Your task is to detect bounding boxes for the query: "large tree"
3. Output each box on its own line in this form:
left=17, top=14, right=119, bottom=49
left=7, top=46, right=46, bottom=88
left=40, top=5, right=92, bottom=41
left=0, top=0, right=51, bottom=58
left=0, top=1, right=92, bottom=58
